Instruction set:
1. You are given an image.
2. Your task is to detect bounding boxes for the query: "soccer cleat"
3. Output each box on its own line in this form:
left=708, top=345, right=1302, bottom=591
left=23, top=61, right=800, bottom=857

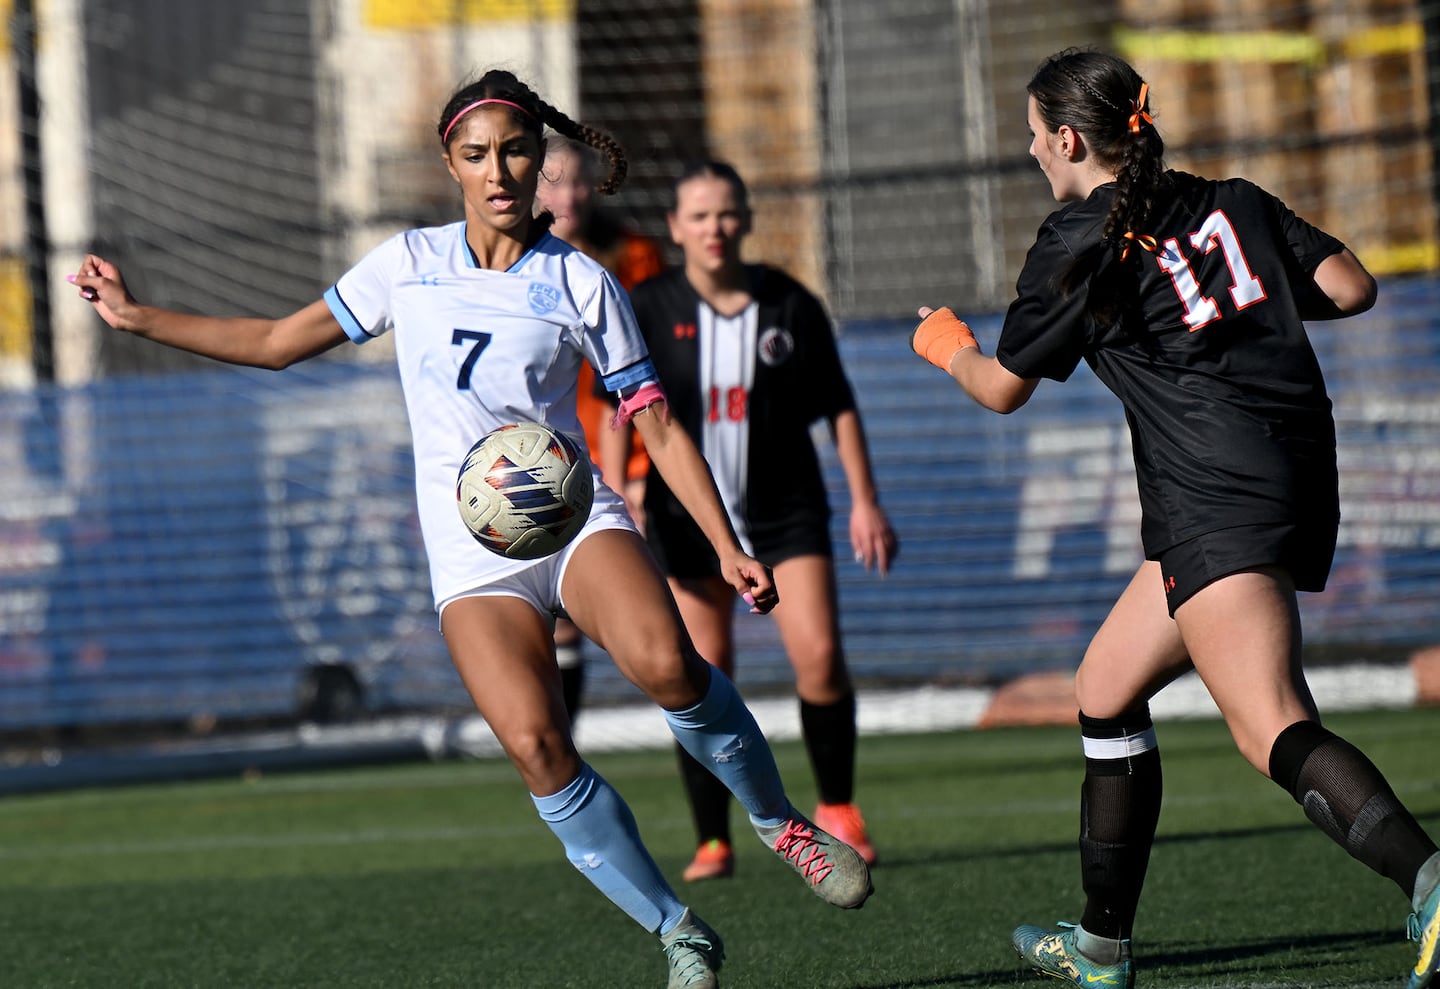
left=1408, top=883, right=1440, bottom=989
left=660, top=908, right=724, bottom=989
left=682, top=838, right=735, bottom=882
left=813, top=801, right=878, bottom=866
left=754, top=805, right=873, bottom=909
left=1012, top=923, right=1134, bottom=988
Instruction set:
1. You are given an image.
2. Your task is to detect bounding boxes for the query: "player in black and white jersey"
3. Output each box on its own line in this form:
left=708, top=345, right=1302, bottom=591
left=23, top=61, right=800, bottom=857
left=614, top=161, right=897, bottom=882
left=70, top=71, right=872, bottom=989
left=910, top=48, right=1440, bottom=989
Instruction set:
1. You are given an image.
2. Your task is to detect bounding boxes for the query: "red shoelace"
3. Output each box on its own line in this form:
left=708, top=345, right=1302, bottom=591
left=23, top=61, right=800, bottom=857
left=773, top=821, right=835, bottom=885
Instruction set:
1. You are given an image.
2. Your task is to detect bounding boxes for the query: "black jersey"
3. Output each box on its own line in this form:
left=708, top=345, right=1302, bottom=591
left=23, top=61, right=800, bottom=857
left=995, top=172, right=1344, bottom=556
left=630, top=265, right=856, bottom=563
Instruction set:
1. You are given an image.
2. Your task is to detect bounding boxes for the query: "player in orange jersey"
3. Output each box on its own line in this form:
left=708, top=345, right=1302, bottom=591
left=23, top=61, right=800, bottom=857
left=537, top=136, right=665, bottom=719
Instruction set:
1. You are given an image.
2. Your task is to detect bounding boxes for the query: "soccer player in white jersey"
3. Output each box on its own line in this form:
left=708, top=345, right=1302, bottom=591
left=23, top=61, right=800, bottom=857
left=69, top=68, right=871, bottom=989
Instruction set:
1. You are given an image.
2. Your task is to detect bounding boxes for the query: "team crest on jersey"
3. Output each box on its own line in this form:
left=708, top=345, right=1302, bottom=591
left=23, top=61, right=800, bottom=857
left=757, top=327, right=794, bottom=367
left=527, top=282, right=561, bottom=315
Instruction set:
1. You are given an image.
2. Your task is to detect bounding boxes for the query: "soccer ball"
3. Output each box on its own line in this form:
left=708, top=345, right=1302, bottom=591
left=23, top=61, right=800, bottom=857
left=456, top=423, right=595, bottom=560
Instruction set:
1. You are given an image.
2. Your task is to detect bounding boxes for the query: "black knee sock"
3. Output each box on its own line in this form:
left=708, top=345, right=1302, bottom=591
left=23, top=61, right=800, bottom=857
left=1270, top=720, right=1439, bottom=900
left=1078, top=706, right=1163, bottom=943
left=801, top=694, right=858, bottom=805
left=675, top=741, right=732, bottom=845
left=558, top=664, right=584, bottom=721
left=555, top=642, right=584, bottom=721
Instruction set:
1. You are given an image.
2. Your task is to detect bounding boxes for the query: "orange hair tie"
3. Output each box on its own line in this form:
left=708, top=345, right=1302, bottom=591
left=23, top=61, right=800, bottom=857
left=1127, top=82, right=1154, bottom=134
left=1120, top=231, right=1158, bottom=262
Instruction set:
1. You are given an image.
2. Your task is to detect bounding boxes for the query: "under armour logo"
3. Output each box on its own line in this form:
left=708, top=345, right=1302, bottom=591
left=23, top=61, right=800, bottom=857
left=711, top=737, right=745, bottom=764
left=1165, top=575, right=1176, bottom=593
left=419, top=273, right=442, bottom=286
left=577, top=853, right=602, bottom=870
left=674, top=322, right=696, bottom=339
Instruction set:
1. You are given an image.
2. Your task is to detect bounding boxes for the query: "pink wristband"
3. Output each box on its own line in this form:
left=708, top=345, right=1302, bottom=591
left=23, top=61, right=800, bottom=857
left=613, top=382, right=668, bottom=426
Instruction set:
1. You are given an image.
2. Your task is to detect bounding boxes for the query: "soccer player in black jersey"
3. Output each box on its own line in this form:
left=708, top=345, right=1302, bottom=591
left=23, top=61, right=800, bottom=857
left=911, top=49, right=1440, bottom=989
left=613, top=161, right=898, bottom=881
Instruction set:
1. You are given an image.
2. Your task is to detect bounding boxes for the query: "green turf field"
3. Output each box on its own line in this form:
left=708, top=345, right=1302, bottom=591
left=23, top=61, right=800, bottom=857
left=0, top=707, right=1434, bottom=987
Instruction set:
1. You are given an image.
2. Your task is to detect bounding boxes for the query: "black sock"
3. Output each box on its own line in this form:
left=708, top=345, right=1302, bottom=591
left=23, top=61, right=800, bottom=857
left=675, top=741, right=731, bottom=845
left=555, top=641, right=584, bottom=721
left=1078, top=706, right=1163, bottom=943
left=1270, top=720, right=1439, bottom=899
left=558, top=663, right=584, bottom=722
left=801, top=693, right=858, bottom=805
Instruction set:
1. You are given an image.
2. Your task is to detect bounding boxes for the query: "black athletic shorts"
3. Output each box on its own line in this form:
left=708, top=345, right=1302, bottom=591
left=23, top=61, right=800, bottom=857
left=647, top=509, right=833, bottom=580
left=1156, top=519, right=1338, bottom=616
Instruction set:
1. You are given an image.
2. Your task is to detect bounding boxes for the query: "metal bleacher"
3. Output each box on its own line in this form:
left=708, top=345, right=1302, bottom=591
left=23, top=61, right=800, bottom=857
left=2, top=279, right=1440, bottom=743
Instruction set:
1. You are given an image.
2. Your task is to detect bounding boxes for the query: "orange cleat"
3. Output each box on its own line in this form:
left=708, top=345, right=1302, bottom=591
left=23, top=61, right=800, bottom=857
left=682, top=838, right=735, bottom=882
left=813, top=802, right=878, bottom=866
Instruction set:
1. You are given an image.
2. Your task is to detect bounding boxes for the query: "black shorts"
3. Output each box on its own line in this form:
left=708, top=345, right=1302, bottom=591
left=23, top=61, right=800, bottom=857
left=1156, top=520, right=1338, bottom=616
left=647, top=510, right=833, bottom=579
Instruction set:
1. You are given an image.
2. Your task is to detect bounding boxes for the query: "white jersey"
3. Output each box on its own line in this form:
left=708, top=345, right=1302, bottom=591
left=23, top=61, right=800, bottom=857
left=698, top=302, right=758, bottom=556
left=324, top=223, right=651, bottom=608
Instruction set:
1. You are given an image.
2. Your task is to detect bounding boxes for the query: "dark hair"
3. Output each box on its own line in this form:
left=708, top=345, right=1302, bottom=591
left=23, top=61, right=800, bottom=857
left=438, top=70, right=627, bottom=195
left=671, top=160, right=749, bottom=213
left=1029, top=49, right=1171, bottom=320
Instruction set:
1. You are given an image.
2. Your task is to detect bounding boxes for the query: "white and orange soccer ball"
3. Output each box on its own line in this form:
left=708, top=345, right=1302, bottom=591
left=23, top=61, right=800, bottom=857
left=456, top=422, right=594, bottom=560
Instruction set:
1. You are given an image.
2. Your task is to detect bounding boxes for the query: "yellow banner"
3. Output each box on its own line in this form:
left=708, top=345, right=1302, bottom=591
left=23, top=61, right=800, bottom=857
left=1115, top=22, right=1421, bottom=67
left=0, top=256, right=33, bottom=363
left=365, top=0, right=572, bottom=28
left=1358, top=240, right=1440, bottom=277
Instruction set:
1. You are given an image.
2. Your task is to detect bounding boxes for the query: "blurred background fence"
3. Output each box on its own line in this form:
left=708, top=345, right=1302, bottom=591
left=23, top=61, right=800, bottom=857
left=0, top=0, right=1438, bottom=765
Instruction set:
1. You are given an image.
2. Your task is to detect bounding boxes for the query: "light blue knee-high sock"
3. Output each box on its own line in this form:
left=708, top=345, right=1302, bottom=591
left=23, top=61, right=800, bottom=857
left=663, top=666, right=789, bottom=828
left=532, top=763, right=686, bottom=935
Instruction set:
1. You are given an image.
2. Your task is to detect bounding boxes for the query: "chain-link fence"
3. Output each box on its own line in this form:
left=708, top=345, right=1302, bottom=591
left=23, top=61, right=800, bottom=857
left=0, top=0, right=1429, bottom=381
left=0, top=2, right=1437, bottom=758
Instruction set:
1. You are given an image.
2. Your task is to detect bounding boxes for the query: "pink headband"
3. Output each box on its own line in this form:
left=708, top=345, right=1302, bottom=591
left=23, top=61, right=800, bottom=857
left=442, top=98, right=536, bottom=144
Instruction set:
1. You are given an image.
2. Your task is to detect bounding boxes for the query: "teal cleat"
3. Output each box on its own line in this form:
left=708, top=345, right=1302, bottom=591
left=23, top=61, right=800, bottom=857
left=660, top=908, right=724, bottom=989
left=1012, top=923, right=1135, bottom=988
left=1409, top=883, right=1440, bottom=989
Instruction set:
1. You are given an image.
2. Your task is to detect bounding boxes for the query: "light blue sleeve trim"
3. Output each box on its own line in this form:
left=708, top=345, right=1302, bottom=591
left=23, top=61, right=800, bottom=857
left=600, top=357, right=659, bottom=396
left=324, top=285, right=373, bottom=343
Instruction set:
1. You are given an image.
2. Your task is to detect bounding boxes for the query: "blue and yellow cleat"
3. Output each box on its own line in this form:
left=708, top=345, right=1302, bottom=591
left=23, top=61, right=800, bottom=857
left=1012, top=923, right=1135, bottom=989
left=1409, top=883, right=1440, bottom=989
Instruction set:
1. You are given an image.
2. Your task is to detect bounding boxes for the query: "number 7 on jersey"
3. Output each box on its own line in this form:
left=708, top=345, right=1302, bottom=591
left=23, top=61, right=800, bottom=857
left=452, top=329, right=492, bottom=390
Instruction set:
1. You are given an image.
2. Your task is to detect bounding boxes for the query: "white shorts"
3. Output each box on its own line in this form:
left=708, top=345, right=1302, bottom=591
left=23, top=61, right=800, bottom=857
left=436, top=498, right=639, bottom=626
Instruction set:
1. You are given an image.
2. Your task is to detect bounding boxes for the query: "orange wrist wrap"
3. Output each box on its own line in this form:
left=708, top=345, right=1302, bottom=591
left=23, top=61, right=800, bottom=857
left=911, top=307, right=978, bottom=372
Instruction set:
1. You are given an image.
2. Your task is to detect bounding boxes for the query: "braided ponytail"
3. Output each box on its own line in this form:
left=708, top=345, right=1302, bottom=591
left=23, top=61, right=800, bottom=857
left=1028, top=50, right=1171, bottom=324
left=1100, top=116, right=1168, bottom=257
left=438, top=71, right=628, bottom=196
left=532, top=98, right=628, bottom=195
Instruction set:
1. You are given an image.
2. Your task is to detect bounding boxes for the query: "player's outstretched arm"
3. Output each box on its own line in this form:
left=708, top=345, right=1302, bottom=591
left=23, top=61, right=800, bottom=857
left=632, top=404, right=777, bottom=614
left=912, top=306, right=1039, bottom=414
left=68, top=253, right=348, bottom=370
